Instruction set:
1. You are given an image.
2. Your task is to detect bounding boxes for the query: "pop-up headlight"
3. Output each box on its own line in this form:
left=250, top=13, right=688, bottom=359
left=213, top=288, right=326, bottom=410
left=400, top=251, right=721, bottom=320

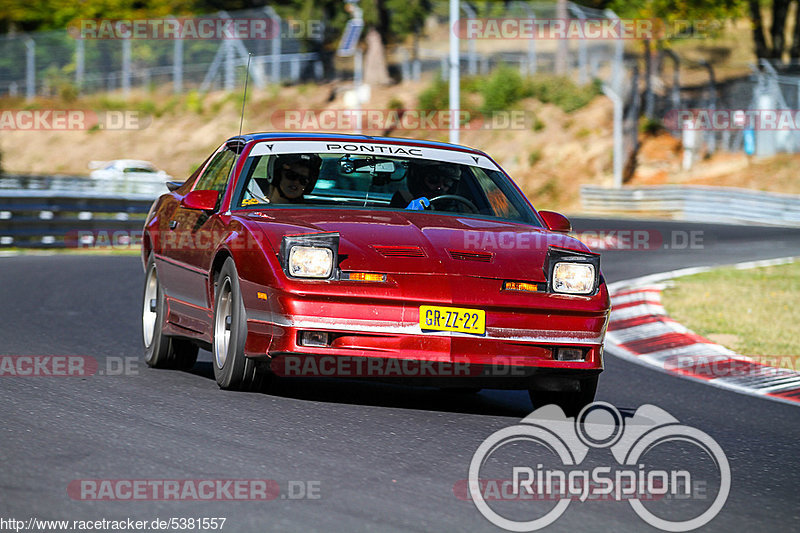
left=545, top=247, right=600, bottom=295
left=280, top=233, right=339, bottom=280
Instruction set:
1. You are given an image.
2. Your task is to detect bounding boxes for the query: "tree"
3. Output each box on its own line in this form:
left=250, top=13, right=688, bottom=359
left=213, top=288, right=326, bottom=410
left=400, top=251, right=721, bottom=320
left=0, top=0, right=197, bottom=33
left=748, top=0, right=800, bottom=61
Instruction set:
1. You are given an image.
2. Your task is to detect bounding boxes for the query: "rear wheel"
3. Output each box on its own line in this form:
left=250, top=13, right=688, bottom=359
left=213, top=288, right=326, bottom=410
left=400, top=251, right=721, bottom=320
left=142, top=256, right=198, bottom=370
left=528, top=376, right=598, bottom=417
left=212, top=258, right=264, bottom=391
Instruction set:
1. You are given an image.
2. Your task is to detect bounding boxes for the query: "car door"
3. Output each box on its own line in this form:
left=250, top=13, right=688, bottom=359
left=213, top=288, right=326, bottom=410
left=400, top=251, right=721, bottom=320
left=157, top=147, right=237, bottom=335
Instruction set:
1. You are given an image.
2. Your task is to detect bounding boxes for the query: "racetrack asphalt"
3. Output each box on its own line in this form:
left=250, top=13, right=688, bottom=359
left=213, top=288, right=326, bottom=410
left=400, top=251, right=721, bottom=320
left=1, top=217, right=799, bottom=532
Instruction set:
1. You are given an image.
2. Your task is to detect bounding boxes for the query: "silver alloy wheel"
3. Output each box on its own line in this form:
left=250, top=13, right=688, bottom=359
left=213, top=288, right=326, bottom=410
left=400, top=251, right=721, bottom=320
left=214, top=277, right=233, bottom=368
left=142, top=267, right=158, bottom=347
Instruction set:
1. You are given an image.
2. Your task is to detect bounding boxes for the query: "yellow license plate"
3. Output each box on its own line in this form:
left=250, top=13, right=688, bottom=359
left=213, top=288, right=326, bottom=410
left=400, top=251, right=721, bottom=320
left=419, top=305, right=486, bottom=335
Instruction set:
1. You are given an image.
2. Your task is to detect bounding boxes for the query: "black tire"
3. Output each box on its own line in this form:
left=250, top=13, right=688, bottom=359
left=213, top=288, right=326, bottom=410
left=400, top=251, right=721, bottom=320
left=142, top=255, right=198, bottom=370
left=528, top=376, right=598, bottom=417
left=212, top=258, right=264, bottom=391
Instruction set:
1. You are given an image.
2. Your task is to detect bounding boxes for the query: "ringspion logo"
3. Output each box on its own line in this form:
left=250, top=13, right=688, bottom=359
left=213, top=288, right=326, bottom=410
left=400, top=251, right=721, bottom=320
left=467, top=403, right=729, bottom=531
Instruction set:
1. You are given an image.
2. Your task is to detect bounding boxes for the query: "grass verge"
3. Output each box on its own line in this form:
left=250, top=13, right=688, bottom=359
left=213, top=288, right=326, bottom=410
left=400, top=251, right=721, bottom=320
left=660, top=261, right=800, bottom=356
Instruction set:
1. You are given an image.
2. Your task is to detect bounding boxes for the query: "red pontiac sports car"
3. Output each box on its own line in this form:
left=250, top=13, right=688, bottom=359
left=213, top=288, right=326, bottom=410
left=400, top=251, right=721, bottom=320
left=141, top=133, right=610, bottom=412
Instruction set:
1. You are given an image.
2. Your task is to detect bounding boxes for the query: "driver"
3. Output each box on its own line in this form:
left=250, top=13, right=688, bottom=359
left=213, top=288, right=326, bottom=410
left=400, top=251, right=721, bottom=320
left=266, top=153, right=322, bottom=204
left=390, top=163, right=461, bottom=210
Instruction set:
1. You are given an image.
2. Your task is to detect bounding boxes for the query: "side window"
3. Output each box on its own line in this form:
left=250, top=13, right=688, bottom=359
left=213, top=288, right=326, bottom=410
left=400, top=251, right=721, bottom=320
left=194, top=150, right=236, bottom=195
left=470, top=168, right=522, bottom=220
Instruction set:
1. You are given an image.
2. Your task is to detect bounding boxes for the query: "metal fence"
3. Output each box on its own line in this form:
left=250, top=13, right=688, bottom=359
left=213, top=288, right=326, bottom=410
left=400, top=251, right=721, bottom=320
left=0, top=173, right=170, bottom=196
left=0, top=189, right=154, bottom=248
left=0, top=7, right=324, bottom=97
left=0, top=2, right=626, bottom=96
left=581, top=184, right=800, bottom=226
left=408, top=1, right=624, bottom=85
left=649, top=53, right=800, bottom=159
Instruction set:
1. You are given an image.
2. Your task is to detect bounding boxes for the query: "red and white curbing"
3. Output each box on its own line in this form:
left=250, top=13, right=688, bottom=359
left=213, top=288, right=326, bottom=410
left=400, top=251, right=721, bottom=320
left=604, top=257, right=800, bottom=407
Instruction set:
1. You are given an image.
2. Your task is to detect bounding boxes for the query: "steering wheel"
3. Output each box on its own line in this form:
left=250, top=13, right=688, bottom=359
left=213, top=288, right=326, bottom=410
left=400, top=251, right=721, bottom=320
left=428, top=194, right=479, bottom=213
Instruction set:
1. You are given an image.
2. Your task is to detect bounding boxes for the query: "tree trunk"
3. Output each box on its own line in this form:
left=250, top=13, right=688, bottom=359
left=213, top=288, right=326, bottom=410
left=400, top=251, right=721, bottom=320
left=749, top=0, right=769, bottom=58
left=770, top=0, right=791, bottom=60
left=643, top=40, right=653, bottom=119
left=790, top=0, right=800, bottom=60
left=363, top=28, right=392, bottom=86
left=555, top=0, right=568, bottom=75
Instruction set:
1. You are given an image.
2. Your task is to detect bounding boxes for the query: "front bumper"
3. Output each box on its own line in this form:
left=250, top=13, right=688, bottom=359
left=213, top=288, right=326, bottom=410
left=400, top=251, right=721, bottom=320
left=241, top=274, right=610, bottom=387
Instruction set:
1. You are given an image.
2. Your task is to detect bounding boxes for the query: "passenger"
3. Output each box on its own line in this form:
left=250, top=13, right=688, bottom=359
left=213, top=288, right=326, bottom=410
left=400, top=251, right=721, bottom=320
left=267, top=153, right=322, bottom=204
left=391, top=163, right=461, bottom=210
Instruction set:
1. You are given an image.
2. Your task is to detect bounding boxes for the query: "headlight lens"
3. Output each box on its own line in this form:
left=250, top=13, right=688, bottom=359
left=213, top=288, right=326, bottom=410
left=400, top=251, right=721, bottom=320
left=288, top=246, right=333, bottom=278
left=552, top=262, right=596, bottom=294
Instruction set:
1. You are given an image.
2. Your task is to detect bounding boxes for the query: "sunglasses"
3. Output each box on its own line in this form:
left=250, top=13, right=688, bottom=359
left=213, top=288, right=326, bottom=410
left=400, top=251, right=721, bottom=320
left=282, top=168, right=310, bottom=186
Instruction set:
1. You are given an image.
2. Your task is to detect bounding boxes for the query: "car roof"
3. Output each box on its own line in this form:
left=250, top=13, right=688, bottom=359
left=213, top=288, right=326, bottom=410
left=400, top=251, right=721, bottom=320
left=111, top=159, right=156, bottom=168
left=232, top=132, right=491, bottom=158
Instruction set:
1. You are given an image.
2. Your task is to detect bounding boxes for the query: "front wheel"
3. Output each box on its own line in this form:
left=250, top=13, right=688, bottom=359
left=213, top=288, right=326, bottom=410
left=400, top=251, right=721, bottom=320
left=212, top=258, right=264, bottom=391
left=142, top=256, right=198, bottom=370
left=528, top=376, right=598, bottom=417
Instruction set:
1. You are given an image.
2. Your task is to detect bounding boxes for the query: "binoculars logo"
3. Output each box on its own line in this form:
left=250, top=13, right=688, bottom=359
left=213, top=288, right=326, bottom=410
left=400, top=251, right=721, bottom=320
left=468, top=402, right=730, bottom=532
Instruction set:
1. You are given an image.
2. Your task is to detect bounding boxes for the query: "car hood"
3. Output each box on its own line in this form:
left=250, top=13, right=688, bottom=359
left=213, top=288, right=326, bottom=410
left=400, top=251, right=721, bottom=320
left=239, top=209, right=593, bottom=282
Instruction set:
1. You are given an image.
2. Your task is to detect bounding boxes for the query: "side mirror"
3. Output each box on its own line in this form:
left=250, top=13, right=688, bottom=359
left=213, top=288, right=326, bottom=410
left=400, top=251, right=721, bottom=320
left=181, top=190, right=219, bottom=211
left=538, top=210, right=572, bottom=233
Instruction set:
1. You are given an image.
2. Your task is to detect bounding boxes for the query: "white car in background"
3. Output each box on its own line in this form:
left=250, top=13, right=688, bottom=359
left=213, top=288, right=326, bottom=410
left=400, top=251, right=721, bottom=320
left=89, top=160, right=172, bottom=194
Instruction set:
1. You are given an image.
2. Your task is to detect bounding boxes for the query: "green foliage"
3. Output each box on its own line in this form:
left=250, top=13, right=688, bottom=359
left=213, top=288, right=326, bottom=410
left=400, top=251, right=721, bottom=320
left=418, top=76, right=449, bottom=111
left=136, top=99, right=158, bottom=116
left=640, top=116, right=665, bottom=135
left=185, top=90, right=204, bottom=115
left=210, top=92, right=243, bottom=114
left=387, top=97, right=404, bottom=111
left=533, top=177, right=559, bottom=203
left=525, top=76, right=602, bottom=113
left=460, top=76, right=484, bottom=94
left=528, top=148, right=542, bottom=166
left=607, top=0, right=742, bottom=22
left=158, top=96, right=180, bottom=117
left=95, top=97, right=129, bottom=111
left=480, top=66, right=526, bottom=114
left=0, top=0, right=198, bottom=33
left=532, top=115, right=545, bottom=132
left=420, top=71, right=601, bottom=117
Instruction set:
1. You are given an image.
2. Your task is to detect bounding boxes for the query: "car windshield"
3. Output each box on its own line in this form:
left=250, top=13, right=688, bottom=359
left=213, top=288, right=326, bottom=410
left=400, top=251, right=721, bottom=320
left=234, top=150, right=539, bottom=225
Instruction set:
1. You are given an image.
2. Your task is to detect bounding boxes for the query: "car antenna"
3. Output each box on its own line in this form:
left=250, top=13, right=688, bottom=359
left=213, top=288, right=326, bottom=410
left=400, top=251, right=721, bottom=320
left=238, top=53, right=252, bottom=139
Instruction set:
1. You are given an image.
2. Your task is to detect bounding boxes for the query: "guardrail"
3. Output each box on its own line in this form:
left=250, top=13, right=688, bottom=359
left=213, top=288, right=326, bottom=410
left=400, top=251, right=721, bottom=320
left=0, top=173, right=169, bottom=195
left=581, top=185, right=800, bottom=227
left=0, top=189, right=157, bottom=248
